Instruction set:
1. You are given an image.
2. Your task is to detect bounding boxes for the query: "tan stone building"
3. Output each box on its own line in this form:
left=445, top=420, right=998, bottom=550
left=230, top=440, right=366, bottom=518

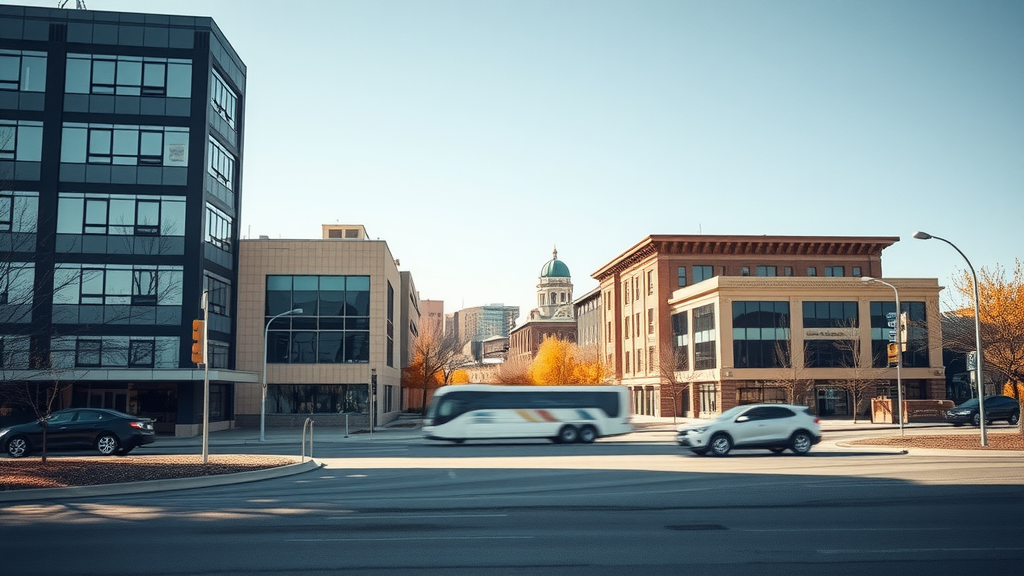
left=593, top=235, right=945, bottom=419
left=234, top=225, right=407, bottom=430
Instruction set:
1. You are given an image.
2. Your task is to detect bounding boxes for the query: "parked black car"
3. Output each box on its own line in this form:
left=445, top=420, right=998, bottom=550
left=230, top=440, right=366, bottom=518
left=944, top=395, right=1021, bottom=427
left=0, top=408, right=156, bottom=458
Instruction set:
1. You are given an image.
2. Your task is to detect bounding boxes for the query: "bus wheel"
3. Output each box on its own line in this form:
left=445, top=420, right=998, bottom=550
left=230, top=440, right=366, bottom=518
left=557, top=425, right=579, bottom=444
left=578, top=425, right=597, bottom=444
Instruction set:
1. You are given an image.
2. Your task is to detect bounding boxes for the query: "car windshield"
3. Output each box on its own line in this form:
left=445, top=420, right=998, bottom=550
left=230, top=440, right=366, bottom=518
left=957, top=398, right=979, bottom=408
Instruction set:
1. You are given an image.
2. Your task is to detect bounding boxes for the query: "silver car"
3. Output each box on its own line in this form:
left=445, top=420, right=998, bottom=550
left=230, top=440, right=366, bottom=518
left=676, top=404, right=822, bottom=456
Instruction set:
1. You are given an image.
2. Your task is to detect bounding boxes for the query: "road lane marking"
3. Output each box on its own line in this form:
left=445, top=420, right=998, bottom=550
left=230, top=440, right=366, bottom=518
left=743, top=527, right=952, bottom=532
left=287, top=536, right=534, bottom=542
left=818, top=547, right=1024, bottom=554
left=327, top=514, right=508, bottom=520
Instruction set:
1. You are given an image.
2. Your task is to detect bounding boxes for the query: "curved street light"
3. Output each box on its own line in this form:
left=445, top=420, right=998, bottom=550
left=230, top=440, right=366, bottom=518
left=261, top=307, right=303, bottom=442
left=913, top=231, right=986, bottom=446
left=862, top=276, right=904, bottom=436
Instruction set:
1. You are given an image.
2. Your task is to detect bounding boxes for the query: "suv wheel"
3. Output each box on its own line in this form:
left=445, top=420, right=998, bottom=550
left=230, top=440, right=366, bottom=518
left=790, top=431, right=813, bottom=455
left=972, top=413, right=982, bottom=427
left=710, top=434, right=732, bottom=456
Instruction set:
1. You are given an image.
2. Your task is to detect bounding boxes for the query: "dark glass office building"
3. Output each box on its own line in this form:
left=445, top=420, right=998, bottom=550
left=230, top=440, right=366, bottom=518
left=0, top=5, right=247, bottom=436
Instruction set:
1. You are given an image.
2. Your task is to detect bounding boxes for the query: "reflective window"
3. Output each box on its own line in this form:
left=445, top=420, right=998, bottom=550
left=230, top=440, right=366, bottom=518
left=802, top=301, right=858, bottom=328
left=266, top=275, right=371, bottom=364
left=205, top=203, right=232, bottom=252
left=0, top=120, right=43, bottom=161
left=671, top=311, right=689, bottom=371
left=205, top=273, right=231, bottom=316
left=693, top=265, right=713, bottom=284
left=756, top=266, right=777, bottom=277
left=0, top=49, right=46, bottom=92
left=129, top=340, right=155, bottom=368
left=0, top=191, right=38, bottom=233
left=62, top=123, right=188, bottom=166
left=51, top=336, right=178, bottom=369
left=870, top=301, right=928, bottom=368
left=53, top=263, right=183, bottom=306
left=825, top=266, right=845, bottom=277
left=211, top=70, right=237, bottom=128
left=733, top=301, right=790, bottom=368
left=66, top=53, right=191, bottom=98
left=693, top=303, right=716, bottom=370
left=0, top=262, right=34, bottom=309
left=208, top=137, right=235, bottom=188
left=268, top=384, right=368, bottom=415
left=57, top=193, right=185, bottom=236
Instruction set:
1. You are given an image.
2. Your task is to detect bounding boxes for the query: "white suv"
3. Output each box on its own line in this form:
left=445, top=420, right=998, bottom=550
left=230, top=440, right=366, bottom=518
left=676, top=404, right=821, bottom=456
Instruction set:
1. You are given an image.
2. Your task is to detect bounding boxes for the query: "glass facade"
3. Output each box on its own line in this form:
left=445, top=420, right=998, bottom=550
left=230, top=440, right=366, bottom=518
left=266, top=275, right=371, bottom=364
left=802, top=301, right=858, bottom=368
left=693, top=304, right=716, bottom=370
left=268, top=384, right=368, bottom=414
left=733, top=301, right=790, bottom=368
left=870, top=301, right=929, bottom=368
left=670, top=310, right=689, bottom=371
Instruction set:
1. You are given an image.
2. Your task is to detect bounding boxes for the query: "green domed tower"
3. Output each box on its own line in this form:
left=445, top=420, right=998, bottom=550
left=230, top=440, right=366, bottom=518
left=533, top=247, right=574, bottom=320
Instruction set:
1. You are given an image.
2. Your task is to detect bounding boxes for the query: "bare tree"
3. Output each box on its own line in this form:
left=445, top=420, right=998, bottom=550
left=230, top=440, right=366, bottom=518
left=759, top=339, right=815, bottom=409
left=401, top=321, right=465, bottom=413
left=828, top=333, right=887, bottom=424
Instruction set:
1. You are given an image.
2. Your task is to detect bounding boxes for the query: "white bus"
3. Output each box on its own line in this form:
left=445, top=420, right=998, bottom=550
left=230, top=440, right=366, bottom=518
left=422, top=384, right=632, bottom=444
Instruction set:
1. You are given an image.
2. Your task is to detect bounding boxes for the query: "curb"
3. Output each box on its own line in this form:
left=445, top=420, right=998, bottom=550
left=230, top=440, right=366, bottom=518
left=0, top=459, right=322, bottom=503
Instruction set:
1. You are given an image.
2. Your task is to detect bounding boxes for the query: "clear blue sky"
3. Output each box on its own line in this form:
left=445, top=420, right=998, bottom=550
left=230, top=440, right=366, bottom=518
left=15, top=0, right=1023, bottom=319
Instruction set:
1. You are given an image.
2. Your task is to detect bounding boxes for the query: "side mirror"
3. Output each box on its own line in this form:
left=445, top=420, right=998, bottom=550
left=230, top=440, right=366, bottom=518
left=735, top=415, right=749, bottom=423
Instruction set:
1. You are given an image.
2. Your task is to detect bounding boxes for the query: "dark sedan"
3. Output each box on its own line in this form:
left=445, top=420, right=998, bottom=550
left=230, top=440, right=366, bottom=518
left=0, top=408, right=156, bottom=458
left=944, top=395, right=1021, bottom=427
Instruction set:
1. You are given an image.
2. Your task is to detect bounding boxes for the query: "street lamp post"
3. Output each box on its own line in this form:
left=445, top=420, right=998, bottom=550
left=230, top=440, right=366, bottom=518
left=913, top=231, right=987, bottom=446
left=862, top=277, right=904, bottom=436
left=261, top=307, right=303, bottom=442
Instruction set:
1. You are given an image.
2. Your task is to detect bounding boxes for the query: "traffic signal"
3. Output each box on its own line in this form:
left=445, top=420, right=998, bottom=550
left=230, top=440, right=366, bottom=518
left=191, top=319, right=205, bottom=364
left=887, top=342, right=900, bottom=367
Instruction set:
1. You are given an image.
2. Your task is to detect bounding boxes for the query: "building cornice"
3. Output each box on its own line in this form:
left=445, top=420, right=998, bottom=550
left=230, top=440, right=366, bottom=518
left=592, top=235, right=900, bottom=281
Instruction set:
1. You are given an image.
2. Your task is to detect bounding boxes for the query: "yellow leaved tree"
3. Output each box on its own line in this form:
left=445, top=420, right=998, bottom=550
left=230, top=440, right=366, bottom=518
left=528, top=336, right=609, bottom=385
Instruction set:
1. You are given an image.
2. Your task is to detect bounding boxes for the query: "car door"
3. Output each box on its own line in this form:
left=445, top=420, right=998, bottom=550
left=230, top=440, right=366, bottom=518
left=985, top=397, right=1013, bottom=420
left=730, top=407, right=771, bottom=446
left=757, top=406, right=797, bottom=443
left=65, top=409, right=107, bottom=449
left=42, top=410, right=80, bottom=449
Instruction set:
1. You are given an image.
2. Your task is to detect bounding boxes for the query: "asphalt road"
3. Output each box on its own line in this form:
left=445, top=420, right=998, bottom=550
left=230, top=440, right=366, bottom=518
left=2, top=434, right=1022, bottom=575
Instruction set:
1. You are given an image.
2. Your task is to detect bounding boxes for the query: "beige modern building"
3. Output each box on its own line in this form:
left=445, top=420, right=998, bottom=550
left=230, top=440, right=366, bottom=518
left=234, top=225, right=406, bottom=430
left=594, top=235, right=945, bottom=419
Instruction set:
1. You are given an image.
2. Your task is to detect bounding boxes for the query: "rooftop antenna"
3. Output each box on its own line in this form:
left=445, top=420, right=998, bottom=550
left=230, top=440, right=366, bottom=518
left=58, top=1, right=88, bottom=9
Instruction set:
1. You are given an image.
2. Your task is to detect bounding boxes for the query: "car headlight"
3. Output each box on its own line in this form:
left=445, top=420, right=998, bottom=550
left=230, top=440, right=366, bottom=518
left=0, top=428, right=9, bottom=437
left=690, top=427, right=708, bottom=434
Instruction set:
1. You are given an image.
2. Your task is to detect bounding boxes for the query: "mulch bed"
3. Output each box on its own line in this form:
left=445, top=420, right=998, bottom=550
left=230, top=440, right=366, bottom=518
left=0, top=455, right=296, bottom=491
left=850, top=433, right=1024, bottom=451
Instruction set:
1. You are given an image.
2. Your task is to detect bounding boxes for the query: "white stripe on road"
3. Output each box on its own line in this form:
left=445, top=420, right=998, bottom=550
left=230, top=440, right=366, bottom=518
left=819, top=547, right=1024, bottom=554
left=326, top=514, right=508, bottom=520
left=743, top=527, right=951, bottom=532
left=287, top=536, right=534, bottom=542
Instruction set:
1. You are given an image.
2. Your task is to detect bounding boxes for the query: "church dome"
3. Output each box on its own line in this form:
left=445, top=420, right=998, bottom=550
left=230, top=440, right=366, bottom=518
left=540, top=248, right=570, bottom=278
